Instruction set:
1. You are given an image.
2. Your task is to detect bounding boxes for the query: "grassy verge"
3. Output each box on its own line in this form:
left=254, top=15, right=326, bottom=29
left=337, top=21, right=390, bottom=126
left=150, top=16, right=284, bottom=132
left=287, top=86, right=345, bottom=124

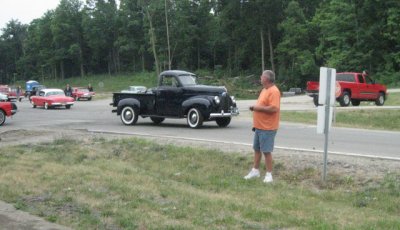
left=0, top=137, right=399, bottom=229
left=281, top=109, right=400, bottom=131
left=281, top=92, right=400, bottom=131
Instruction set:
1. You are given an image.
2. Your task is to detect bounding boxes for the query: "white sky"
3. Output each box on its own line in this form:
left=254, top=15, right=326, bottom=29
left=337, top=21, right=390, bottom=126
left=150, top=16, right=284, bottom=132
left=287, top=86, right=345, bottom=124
left=0, top=0, right=60, bottom=30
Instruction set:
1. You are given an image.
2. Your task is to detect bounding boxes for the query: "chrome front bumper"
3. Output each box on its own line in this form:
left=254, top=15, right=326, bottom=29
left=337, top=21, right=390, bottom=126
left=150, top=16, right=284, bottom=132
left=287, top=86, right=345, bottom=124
left=209, top=107, right=239, bottom=118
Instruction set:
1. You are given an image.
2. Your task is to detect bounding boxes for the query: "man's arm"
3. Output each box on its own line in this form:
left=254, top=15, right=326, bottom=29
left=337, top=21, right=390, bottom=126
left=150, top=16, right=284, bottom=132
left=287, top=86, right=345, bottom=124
left=249, top=105, right=279, bottom=113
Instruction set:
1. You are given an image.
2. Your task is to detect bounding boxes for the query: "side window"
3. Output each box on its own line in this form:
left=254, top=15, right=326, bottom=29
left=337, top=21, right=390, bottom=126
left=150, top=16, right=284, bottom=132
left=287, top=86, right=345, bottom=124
left=365, top=76, right=374, bottom=84
left=357, top=74, right=365, bottom=83
left=39, top=91, right=45, bottom=96
left=161, top=76, right=178, bottom=87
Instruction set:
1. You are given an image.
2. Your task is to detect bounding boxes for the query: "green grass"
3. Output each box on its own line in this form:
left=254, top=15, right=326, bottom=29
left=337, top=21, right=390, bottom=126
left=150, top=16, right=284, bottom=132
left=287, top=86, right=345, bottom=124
left=281, top=109, right=400, bottom=131
left=16, top=71, right=260, bottom=99
left=281, top=92, right=400, bottom=131
left=0, top=137, right=399, bottom=229
left=386, top=91, right=400, bottom=106
left=15, top=72, right=158, bottom=96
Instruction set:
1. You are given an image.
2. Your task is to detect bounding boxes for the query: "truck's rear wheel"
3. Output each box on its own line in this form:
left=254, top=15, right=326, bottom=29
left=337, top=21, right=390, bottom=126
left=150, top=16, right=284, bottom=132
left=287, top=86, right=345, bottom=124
left=339, top=92, right=351, bottom=107
left=187, top=108, right=203, bottom=128
left=375, top=92, right=385, bottom=106
left=216, top=117, right=231, bottom=127
left=0, top=110, right=5, bottom=126
left=121, top=106, right=138, bottom=125
left=351, top=99, right=360, bottom=106
left=150, top=117, right=165, bottom=125
left=313, top=96, right=318, bottom=106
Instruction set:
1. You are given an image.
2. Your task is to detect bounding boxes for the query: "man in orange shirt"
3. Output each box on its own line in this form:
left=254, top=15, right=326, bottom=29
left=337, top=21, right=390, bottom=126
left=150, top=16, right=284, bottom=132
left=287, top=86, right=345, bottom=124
left=244, top=70, right=280, bottom=183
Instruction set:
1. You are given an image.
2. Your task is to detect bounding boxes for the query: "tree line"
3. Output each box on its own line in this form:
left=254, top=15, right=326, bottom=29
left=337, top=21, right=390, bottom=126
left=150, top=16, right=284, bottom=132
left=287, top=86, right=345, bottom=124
left=0, top=0, right=399, bottom=88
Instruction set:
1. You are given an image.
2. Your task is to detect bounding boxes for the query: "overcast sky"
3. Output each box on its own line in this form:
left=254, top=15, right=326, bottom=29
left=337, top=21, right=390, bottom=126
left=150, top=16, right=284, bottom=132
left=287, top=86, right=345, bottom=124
left=0, top=0, right=60, bottom=30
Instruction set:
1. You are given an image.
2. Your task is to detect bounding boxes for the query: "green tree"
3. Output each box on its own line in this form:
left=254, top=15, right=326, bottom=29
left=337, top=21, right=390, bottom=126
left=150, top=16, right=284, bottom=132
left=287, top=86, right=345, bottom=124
left=277, top=0, right=317, bottom=88
left=83, top=0, right=119, bottom=75
left=0, top=20, right=28, bottom=83
left=51, top=0, right=84, bottom=79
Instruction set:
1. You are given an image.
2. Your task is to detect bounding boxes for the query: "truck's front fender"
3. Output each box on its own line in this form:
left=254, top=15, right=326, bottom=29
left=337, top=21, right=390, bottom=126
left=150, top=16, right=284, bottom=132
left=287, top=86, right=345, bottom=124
left=182, top=97, right=212, bottom=118
left=117, top=98, right=141, bottom=115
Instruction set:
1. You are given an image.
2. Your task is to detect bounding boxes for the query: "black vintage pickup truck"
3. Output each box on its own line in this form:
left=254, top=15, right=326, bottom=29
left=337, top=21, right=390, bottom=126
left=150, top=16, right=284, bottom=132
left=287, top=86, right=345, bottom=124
left=111, top=70, right=239, bottom=128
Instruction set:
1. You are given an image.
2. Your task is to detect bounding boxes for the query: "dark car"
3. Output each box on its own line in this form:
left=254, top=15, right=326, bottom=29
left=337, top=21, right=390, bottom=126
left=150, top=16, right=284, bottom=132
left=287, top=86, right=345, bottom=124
left=111, top=70, right=239, bottom=128
left=29, top=85, right=46, bottom=101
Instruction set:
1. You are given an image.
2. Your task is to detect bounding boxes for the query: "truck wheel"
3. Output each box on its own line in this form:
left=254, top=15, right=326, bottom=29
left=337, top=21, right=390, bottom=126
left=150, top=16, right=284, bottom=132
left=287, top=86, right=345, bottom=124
left=216, top=117, right=231, bottom=127
left=313, top=96, right=319, bottom=107
left=375, top=93, right=385, bottom=106
left=121, top=106, right=138, bottom=125
left=351, top=99, right=360, bottom=106
left=0, top=110, right=5, bottom=126
left=150, top=117, right=165, bottom=125
left=339, top=92, right=351, bottom=107
left=187, top=108, right=203, bottom=128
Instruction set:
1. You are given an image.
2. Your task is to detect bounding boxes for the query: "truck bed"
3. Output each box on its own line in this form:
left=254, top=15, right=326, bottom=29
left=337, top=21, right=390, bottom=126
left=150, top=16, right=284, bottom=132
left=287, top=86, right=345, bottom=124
left=112, top=92, right=156, bottom=115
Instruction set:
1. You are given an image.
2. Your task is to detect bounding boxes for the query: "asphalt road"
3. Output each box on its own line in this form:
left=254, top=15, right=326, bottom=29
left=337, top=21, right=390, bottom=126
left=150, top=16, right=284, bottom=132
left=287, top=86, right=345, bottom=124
left=2, top=96, right=400, bottom=160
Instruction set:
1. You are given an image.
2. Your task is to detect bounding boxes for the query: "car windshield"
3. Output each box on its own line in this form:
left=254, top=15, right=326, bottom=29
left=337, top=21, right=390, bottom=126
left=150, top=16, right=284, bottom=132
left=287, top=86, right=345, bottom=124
left=46, top=91, right=65, bottom=96
left=78, top=88, right=89, bottom=92
left=178, top=75, right=197, bottom=86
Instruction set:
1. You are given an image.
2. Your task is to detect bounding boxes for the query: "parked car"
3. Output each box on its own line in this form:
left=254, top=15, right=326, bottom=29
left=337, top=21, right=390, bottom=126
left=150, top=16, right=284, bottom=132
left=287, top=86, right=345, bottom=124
left=31, top=88, right=74, bottom=109
left=25, top=80, right=39, bottom=97
left=121, top=86, right=147, bottom=94
left=0, top=101, right=17, bottom=126
left=72, top=87, right=95, bottom=101
left=0, top=92, right=8, bottom=101
left=111, top=70, right=239, bottom=128
left=306, top=72, right=387, bottom=106
left=29, top=85, right=46, bottom=101
left=9, top=86, right=24, bottom=102
left=0, top=85, right=12, bottom=101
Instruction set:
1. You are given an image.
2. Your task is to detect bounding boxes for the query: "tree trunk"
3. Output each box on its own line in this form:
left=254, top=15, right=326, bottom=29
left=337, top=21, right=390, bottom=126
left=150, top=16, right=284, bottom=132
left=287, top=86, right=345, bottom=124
left=165, top=0, right=171, bottom=70
left=260, top=28, right=265, bottom=72
left=197, top=40, right=200, bottom=69
left=267, top=25, right=275, bottom=74
left=80, top=47, right=84, bottom=78
left=146, top=9, right=160, bottom=76
left=108, top=52, right=111, bottom=76
left=142, top=52, right=145, bottom=72
left=60, top=60, right=64, bottom=80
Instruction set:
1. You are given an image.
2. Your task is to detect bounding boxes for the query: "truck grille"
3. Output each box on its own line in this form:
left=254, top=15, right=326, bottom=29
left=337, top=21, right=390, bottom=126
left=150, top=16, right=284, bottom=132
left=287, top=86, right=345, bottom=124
left=220, top=92, right=231, bottom=111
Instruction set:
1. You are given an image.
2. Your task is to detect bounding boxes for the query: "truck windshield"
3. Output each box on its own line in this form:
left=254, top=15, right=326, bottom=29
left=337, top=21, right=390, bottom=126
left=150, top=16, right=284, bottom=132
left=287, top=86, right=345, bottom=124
left=178, top=75, right=197, bottom=86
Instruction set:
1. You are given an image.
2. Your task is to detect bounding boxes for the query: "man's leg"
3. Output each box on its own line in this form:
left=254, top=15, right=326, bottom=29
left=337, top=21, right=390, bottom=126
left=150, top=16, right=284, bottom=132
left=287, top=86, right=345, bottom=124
left=253, top=150, right=262, bottom=169
left=263, top=152, right=273, bottom=183
left=264, top=152, right=272, bottom=172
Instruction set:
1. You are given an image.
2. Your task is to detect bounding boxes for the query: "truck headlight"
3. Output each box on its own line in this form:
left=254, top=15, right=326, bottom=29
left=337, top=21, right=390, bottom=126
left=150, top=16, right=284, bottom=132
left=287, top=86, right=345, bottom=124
left=230, top=96, right=236, bottom=103
left=214, top=96, right=220, bottom=104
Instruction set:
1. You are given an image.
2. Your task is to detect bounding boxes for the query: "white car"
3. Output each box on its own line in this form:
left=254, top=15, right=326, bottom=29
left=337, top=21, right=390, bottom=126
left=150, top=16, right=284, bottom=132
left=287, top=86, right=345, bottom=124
left=121, top=86, right=147, bottom=94
left=0, top=92, right=8, bottom=101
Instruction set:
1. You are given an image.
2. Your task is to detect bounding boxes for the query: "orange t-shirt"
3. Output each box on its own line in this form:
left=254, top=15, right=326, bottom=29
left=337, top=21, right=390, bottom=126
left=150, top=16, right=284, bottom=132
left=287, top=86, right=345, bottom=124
left=253, top=85, right=281, bottom=130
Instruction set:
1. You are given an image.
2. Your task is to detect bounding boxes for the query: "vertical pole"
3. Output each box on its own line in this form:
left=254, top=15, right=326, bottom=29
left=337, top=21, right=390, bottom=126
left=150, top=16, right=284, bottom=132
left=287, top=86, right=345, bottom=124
left=322, top=69, right=332, bottom=181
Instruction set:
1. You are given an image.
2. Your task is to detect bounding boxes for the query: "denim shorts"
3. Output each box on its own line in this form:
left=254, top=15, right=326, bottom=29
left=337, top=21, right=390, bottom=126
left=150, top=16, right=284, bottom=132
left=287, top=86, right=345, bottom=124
left=253, top=129, right=277, bottom=153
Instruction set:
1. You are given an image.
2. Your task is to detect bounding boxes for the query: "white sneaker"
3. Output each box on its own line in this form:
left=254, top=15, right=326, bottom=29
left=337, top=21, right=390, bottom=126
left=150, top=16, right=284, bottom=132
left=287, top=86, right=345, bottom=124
left=263, top=173, right=273, bottom=183
left=244, top=168, right=260, bottom=180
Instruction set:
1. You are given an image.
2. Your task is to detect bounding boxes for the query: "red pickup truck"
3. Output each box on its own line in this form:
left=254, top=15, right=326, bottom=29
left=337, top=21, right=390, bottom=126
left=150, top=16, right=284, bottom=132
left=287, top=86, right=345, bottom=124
left=306, top=72, right=387, bottom=106
left=0, top=101, right=17, bottom=126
